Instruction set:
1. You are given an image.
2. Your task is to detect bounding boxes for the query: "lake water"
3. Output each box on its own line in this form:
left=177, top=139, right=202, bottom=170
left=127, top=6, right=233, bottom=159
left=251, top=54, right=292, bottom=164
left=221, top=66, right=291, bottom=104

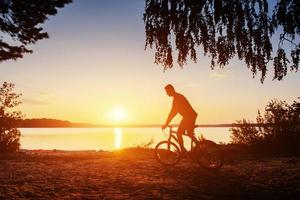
left=20, top=127, right=232, bottom=151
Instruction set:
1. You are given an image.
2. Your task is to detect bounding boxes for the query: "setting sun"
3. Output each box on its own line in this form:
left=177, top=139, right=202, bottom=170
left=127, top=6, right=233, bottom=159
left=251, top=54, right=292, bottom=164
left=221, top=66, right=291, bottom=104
left=109, top=106, right=126, bottom=122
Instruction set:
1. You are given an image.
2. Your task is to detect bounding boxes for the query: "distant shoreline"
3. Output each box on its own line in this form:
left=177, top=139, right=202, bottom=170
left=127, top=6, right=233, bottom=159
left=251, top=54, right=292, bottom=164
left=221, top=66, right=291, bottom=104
left=18, top=123, right=271, bottom=128
left=17, top=118, right=275, bottom=128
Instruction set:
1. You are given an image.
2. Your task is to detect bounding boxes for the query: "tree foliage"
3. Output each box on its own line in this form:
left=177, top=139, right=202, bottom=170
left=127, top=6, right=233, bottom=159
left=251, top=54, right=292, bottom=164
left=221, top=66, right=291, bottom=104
left=0, top=0, right=72, bottom=62
left=144, top=0, right=300, bottom=82
left=230, top=98, right=300, bottom=155
left=0, top=82, right=23, bottom=152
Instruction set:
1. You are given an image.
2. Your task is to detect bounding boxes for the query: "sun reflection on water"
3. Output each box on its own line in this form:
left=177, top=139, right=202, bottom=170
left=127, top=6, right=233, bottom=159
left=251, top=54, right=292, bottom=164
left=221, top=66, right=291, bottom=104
left=114, top=128, right=122, bottom=149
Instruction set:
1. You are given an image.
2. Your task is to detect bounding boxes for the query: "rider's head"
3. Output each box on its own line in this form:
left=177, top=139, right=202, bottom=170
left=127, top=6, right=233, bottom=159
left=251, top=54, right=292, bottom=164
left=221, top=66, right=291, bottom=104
left=164, top=84, right=176, bottom=97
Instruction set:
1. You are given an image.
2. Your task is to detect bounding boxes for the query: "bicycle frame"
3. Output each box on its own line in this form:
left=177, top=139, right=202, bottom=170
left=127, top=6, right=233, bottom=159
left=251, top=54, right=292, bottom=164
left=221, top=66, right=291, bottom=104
left=166, top=125, right=199, bottom=151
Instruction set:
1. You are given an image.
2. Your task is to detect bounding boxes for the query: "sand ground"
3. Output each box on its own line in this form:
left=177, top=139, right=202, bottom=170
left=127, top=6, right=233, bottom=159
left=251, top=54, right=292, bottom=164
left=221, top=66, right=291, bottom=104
left=0, top=149, right=299, bottom=200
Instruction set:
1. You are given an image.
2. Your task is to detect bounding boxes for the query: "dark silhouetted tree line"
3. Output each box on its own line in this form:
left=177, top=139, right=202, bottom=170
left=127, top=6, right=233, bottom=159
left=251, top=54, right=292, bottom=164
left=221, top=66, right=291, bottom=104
left=144, top=0, right=300, bottom=82
left=0, top=0, right=72, bottom=62
left=0, top=82, right=23, bottom=152
left=17, top=118, right=71, bottom=128
left=230, top=98, right=300, bottom=155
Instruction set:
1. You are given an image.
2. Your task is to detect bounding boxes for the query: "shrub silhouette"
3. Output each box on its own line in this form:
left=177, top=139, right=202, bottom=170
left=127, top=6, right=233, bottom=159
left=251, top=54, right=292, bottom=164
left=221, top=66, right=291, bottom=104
left=230, top=98, right=300, bottom=155
left=0, top=82, right=23, bottom=152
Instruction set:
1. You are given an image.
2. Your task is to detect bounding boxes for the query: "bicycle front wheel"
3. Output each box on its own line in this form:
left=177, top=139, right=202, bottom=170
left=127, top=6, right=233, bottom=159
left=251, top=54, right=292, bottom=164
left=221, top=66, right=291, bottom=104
left=155, top=141, right=181, bottom=166
left=195, top=140, right=223, bottom=170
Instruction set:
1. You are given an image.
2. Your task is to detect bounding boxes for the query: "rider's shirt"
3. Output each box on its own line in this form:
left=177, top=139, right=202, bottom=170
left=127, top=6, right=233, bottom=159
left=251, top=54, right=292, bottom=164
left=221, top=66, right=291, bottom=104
left=172, top=92, right=197, bottom=119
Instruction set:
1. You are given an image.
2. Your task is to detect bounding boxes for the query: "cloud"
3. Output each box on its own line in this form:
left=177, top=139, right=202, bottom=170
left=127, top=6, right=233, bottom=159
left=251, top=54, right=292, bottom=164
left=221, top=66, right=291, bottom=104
left=184, top=83, right=203, bottom=88
left=21, top=90, right=54, bottom=106
left=36, top=91, right=53, bottom=98
left=209, top=69, right=231, bottom=80
left=22, top=98, right=49, bottom=105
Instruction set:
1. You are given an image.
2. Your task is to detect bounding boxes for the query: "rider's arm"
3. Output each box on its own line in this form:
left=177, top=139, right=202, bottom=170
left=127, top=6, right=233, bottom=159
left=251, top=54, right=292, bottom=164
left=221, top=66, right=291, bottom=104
left=164, top=106, right=177, bottom=126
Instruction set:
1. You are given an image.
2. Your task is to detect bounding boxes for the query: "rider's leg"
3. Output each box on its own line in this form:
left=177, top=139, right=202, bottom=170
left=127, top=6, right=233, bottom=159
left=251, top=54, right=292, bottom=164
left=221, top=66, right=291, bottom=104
left=186, top=116, right=197, bottom=136
left=177, top=120, right=187, bottom=153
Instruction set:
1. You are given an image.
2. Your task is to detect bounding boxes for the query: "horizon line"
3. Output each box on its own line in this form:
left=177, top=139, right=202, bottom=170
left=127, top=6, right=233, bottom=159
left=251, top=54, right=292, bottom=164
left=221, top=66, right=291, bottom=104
left=18, top=123, right=273, bottom=128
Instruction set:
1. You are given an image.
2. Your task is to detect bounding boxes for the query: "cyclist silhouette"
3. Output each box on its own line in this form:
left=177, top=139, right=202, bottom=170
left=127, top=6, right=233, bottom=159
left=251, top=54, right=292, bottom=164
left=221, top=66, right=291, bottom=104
left=162, top=84, right=198, bottom=153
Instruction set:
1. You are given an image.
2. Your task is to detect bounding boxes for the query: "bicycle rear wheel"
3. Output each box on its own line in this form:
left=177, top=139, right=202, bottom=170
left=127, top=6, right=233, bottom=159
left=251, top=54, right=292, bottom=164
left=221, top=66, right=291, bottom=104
left=195, top=140, right=223, bottom=170
left=155, top=141, right=181, bottom=166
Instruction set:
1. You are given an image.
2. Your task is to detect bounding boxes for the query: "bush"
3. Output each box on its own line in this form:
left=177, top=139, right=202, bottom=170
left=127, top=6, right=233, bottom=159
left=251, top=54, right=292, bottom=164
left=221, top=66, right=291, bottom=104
left=230, top=98, right=300, bottom=156
left=0, top=82, right=23, bottom=152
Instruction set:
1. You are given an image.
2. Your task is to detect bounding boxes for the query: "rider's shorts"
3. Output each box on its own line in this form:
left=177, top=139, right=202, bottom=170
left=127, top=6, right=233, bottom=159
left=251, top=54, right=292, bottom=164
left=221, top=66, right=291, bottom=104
left=177, top=115, right=197, bottom=135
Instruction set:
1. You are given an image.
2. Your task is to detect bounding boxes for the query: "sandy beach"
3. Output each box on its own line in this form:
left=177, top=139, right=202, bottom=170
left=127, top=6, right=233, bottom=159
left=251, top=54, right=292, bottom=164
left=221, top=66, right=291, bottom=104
left=0, top=149, right=299, bottom=200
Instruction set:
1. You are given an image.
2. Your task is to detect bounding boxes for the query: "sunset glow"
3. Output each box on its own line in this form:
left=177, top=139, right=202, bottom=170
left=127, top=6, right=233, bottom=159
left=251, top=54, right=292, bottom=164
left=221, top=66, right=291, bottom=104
left=1, top=0, right=299, bottom=126
left=0, top=0, right=298, bottom=199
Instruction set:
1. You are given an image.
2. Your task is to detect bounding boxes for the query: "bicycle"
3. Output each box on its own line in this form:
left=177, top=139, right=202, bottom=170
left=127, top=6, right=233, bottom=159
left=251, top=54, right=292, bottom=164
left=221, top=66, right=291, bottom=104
left=155, top=125, right=224, bottom=170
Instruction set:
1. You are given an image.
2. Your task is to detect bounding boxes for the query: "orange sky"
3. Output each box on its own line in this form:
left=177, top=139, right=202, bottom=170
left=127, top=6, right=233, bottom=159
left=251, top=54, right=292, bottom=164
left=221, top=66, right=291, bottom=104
left=1, top=0, right=299, bottom=125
